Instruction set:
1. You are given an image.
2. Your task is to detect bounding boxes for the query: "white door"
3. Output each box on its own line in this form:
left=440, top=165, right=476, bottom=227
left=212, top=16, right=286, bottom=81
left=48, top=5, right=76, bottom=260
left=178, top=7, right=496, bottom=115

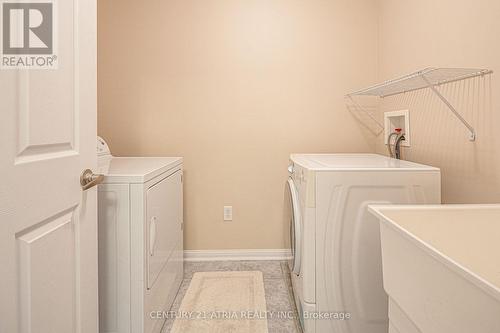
left=0, top=0, right=98, bottom=332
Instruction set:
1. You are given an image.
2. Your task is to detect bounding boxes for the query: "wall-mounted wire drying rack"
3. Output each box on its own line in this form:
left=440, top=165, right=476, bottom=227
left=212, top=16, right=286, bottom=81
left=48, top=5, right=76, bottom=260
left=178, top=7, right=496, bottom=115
left=346, top=67, right=493, bottom=141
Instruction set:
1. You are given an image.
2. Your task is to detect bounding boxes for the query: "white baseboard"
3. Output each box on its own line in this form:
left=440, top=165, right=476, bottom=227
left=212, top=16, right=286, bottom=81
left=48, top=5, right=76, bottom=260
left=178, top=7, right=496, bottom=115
left=183, top=249, right=292, bottom=262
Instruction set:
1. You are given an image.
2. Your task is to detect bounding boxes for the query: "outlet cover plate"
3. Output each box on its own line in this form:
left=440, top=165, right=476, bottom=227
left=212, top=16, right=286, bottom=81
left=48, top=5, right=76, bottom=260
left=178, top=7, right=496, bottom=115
left=223, top=206, right=233, bottom=221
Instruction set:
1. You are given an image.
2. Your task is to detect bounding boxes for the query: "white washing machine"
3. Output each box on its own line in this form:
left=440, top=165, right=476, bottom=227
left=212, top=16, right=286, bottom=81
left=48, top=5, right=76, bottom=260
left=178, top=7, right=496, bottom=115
left=284, top=154, right=441, bottom=333
left=97, top=137, right=184, bottom=333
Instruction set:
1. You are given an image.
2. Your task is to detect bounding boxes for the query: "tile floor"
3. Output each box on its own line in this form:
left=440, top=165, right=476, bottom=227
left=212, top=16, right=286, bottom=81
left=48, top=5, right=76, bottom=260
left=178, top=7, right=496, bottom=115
left=161, top=260, right=302, bottom=333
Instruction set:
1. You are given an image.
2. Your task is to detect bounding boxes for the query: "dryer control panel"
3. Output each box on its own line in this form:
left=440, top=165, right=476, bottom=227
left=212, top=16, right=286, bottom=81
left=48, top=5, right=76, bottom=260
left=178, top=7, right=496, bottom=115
left=97, top=136, right=111, bottom=156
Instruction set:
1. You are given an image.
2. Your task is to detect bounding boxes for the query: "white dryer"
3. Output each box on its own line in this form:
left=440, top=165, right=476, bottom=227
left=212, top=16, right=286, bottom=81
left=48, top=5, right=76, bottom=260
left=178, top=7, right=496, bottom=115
left=285, top=154, right=441, bottom=333
left=97, top=137, right=184, bottom=333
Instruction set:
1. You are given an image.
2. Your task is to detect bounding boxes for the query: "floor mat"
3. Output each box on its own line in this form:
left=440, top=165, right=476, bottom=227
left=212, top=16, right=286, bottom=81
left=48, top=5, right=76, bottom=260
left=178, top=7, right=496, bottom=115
left=170, top=271, right=268, bottom=333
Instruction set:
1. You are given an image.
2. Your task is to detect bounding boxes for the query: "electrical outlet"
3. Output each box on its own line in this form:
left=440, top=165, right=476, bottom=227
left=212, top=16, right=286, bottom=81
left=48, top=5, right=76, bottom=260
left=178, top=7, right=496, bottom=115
left=223, top=206, right=233, bottom=221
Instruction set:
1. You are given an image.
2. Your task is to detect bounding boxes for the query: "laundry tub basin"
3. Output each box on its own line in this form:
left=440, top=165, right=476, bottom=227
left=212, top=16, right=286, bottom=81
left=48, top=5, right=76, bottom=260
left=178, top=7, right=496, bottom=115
left=369, top=204, right=500, bottom=333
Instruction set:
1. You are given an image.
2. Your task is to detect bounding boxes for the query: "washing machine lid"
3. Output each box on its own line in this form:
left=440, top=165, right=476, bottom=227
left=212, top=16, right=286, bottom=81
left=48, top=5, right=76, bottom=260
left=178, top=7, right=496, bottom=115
left=290, top=153, right=439, bottom=171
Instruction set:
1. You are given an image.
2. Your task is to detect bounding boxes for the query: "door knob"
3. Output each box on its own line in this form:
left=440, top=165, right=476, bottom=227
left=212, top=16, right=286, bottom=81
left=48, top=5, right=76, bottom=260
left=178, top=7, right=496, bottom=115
left=80, top=169, right=104, bottom=190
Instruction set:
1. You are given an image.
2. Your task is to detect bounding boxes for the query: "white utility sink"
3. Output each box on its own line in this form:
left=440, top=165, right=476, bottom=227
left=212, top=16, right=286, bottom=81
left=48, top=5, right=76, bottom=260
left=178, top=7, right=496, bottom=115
left=369, top=204, right=500, bottom=333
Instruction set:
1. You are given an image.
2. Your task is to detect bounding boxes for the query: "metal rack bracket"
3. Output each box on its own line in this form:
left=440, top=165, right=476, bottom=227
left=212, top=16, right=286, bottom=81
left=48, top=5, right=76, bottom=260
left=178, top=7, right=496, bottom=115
left=420, top=74, right=476, bottom=141
left=346, top=95, right=384, bottom=135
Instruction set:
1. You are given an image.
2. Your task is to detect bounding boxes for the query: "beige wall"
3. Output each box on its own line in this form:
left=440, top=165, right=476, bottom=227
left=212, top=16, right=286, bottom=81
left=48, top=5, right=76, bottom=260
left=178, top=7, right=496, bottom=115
left=99, top=0, right=500, bottom=250
left=98, top=0, right=378, bottom=250
left=376, top=0, right=500, bottom=203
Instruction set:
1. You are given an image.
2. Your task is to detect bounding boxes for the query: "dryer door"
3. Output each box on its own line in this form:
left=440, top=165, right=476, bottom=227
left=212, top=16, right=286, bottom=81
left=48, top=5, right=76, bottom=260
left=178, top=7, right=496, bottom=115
left=284, top=178, right=301, bottom=275
left=146, top=170, right=183, bottom=289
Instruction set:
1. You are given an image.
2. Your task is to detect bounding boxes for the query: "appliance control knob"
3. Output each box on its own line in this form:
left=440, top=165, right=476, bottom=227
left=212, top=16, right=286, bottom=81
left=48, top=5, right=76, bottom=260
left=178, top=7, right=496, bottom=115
left=288, top=164, right=294, bottom=174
